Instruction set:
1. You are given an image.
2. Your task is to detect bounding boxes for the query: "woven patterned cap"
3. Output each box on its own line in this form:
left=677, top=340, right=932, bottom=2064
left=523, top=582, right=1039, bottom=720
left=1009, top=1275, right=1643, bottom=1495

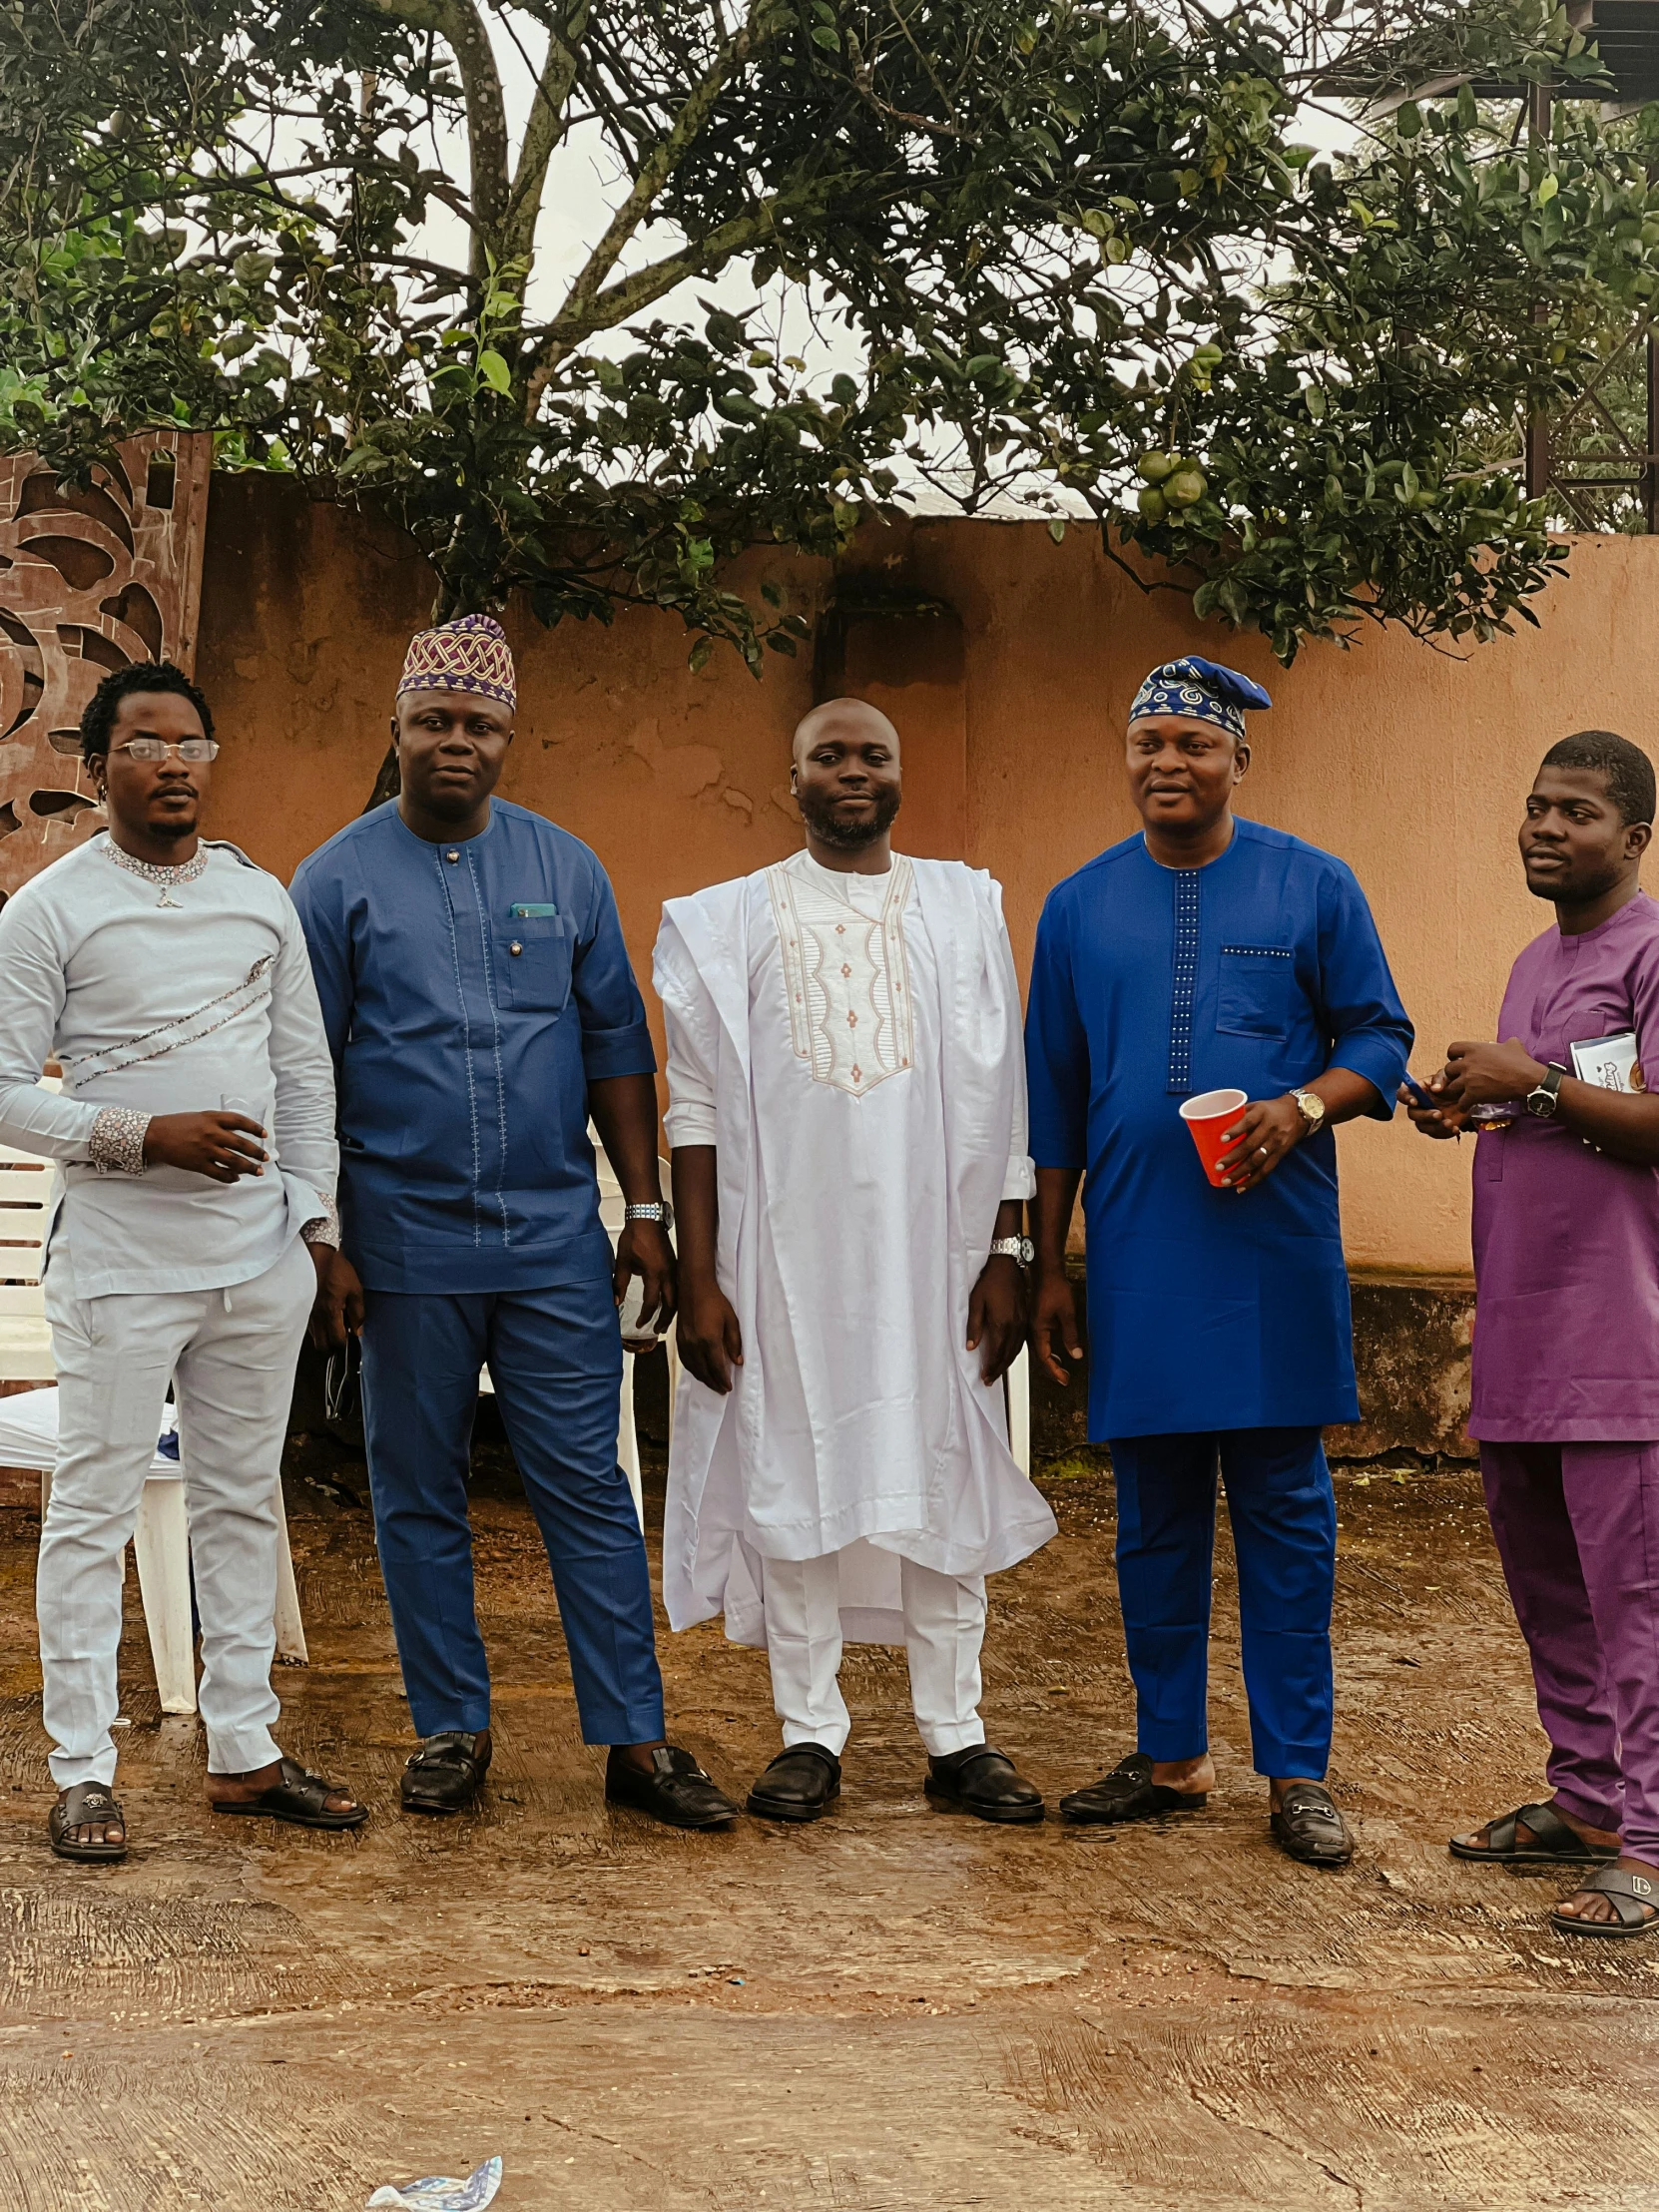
left=396, top=613, right=516, bottom=712
left=1128, top=655, right=1272, bottom=742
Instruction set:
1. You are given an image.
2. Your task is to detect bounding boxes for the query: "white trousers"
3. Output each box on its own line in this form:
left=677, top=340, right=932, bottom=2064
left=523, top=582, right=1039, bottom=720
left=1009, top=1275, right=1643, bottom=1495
left=759, top=1549, right=987, bottom=1759
left=39, top=1237, right=313, bottom=1788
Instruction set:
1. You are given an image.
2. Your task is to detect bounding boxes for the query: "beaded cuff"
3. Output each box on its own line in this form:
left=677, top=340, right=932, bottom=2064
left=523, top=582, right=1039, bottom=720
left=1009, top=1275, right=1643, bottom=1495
left=299, top=1193, right=341, bottom=1249
left=88, top=1105, right=150, bottom=1176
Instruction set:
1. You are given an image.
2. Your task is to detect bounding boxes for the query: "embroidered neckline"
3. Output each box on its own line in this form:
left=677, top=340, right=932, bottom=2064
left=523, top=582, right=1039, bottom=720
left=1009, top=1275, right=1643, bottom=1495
left=100, top=835, right=210, bottom=907
left=792, top=849, right=899, bottom=913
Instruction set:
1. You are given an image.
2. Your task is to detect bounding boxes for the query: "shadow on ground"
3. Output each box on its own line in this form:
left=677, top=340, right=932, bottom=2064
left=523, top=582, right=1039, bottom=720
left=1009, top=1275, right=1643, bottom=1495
left=0, top=1415, right=1651, bottom=2210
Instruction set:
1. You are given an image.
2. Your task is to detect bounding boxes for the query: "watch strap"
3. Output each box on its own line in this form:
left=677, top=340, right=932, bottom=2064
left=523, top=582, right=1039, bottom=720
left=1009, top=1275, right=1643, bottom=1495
left=624, top=1200, right=674, bottom=1229
left=1526, top=1062, right=1569, bottom=1118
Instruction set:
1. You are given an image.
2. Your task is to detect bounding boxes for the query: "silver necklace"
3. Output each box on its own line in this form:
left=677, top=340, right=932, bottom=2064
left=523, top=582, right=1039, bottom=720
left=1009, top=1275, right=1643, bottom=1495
left=101, top=835, right=210, bottom=908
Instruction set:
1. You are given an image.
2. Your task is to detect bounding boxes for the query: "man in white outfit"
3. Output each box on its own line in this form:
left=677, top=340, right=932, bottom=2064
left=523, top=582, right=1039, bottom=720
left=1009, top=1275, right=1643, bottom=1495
left=0, top=661, right=363, bottom=1861
left=656, top=698, right=1057, bottom=1823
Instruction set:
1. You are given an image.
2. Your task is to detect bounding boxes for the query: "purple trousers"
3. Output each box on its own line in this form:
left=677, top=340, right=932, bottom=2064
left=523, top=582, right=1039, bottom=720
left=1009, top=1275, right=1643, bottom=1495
left=1480, top=1440, right=1659, bottom=1860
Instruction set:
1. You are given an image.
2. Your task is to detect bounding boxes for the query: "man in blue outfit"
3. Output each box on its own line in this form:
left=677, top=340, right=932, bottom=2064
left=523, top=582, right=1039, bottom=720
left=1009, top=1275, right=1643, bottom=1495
left=292, top=614, right=737, bottom=1831
left=1025, top=657, right=1411, bottom=1865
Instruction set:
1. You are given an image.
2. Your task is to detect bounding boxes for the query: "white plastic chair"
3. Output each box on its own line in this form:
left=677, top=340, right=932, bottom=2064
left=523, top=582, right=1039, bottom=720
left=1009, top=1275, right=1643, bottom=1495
left=0, top=1083, right=307, bottom=1714
left=1008, top=1344, right=1032, bottom=1475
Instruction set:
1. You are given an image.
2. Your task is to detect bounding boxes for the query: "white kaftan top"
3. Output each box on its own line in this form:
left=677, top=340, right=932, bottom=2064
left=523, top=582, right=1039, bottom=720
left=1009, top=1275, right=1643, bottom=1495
left=0, top=834, right=338, bottom=1299
left=654, top=850, right=1057, bottom=1646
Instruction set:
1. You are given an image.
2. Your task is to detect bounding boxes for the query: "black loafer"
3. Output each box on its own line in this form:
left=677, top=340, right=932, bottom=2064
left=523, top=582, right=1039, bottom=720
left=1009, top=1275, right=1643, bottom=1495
left=1060, top=1751, right=1208, bottom=1826
left=1271, top=1782, right=1353, bottom=1866
left=606, top=1744, right=738, bottom=1831
left=925, top=1744, right=1044, bottom=1825
left=401, top=1731, right=491, bottom=1815
left=746, top=1744, right=841, bottom=1823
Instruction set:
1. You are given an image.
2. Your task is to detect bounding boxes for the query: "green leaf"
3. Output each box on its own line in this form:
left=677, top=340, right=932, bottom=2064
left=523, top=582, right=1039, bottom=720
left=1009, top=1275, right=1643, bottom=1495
left=477, top=350, right=512, bottom=393
left=1047, top=518, right=1067, bottom=542
left=688, top=636, right=715, bottom=673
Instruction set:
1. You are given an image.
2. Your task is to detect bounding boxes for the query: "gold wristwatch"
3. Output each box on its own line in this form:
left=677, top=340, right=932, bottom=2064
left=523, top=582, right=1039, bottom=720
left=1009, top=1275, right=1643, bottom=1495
left=1290, top=1087, right=1326, bottom=1132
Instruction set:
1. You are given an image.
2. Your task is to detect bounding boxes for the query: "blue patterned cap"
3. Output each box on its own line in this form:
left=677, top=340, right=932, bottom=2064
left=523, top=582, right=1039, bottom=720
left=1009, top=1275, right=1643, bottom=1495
left=1128, top=656, right=1272, bottom=742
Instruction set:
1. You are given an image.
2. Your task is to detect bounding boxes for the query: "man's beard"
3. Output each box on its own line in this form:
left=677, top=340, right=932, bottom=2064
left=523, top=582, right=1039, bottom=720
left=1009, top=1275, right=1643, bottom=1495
left=147, top=812, right=199, bottom=845
left=1527, top=858, right=1620, bottom=904
left=797, top=785, right=901, bottom=850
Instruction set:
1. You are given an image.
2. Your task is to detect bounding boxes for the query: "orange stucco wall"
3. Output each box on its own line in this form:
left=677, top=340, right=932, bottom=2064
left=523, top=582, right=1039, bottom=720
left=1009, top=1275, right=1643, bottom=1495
left=195, top=475, right=1659, bottom=1277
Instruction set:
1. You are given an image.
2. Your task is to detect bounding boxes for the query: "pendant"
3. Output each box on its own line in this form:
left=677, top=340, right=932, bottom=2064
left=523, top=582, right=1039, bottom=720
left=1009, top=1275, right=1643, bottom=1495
left=156, top=888, right=183, bottom=908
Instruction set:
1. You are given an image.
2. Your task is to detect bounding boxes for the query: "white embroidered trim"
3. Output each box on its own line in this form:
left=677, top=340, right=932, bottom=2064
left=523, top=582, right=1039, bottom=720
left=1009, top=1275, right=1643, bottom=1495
left=767, top=853, right=915, bottom=1099
left=88, top=1104, right=150, bottom=1176
left=60, top=956, right=276, bottom=1085
left=300, top=1194, right=341, bottom=1249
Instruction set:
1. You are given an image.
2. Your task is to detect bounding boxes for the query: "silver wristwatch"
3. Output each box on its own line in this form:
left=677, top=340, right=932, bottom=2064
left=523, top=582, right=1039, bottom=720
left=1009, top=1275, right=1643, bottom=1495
left=624, top=1200, right=675, bottom=1233
left=989, top=1235, right=1035, bottom=1267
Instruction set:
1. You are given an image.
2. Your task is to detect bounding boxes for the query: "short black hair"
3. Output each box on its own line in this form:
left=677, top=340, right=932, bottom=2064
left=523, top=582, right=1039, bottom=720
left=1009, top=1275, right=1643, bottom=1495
left=1540, top=730, right=1656, bottom=828
left=80, top=660, right=214, bottom=763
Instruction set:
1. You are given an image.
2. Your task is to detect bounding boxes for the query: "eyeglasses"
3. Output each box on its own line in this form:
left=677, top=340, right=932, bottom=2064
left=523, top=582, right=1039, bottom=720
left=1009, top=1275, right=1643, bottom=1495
left=108, top=738, right=220, bottom=763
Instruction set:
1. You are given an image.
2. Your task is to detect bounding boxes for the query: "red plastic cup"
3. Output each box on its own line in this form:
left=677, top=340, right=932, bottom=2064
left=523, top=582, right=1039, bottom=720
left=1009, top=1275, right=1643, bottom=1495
left=1179, top=1088, right=1249, bottom=1189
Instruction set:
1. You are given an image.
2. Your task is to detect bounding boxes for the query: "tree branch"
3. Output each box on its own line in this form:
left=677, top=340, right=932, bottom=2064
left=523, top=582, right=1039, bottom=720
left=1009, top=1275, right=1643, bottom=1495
left=364, top=0, right=510, bottom=271
left=505, top=0, right=590, bottom=263
left=550, top=0, right=778, bottom=338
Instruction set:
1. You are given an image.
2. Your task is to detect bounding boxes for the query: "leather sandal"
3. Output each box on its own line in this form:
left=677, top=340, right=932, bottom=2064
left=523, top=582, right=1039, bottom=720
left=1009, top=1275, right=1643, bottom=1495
left=1449, top=1799, right=1618, bottom=1869
left=746, top=1744, right=841, bottom=1823
left=605, top=1744, right=738, bottom=1830
left=1549, top=1863, right=1659, bottom=1938
left=48, top=1781, right=129, bottom=1863
left=401, top=1731, right=491, bottom=1815
left=1271, top=1782, right=1353, bottom=1866
left=925, top=1744, right=1044, bottom=1825
left=1060, top=1752, right=1207, bottom=1825
left=210, top=1754, right=367, bottom=1831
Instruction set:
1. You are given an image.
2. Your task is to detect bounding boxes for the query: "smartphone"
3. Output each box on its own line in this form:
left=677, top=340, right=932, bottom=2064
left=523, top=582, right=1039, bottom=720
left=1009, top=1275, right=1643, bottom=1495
left=1400, top=1074, right=1439, bottom=1112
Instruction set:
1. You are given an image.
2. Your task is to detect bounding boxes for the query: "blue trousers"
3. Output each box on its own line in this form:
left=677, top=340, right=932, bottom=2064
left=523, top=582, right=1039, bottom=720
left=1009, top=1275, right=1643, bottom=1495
left=359, top=1281, right=665, bottom=1746
left=1108, top=1426, right=1336, bottom=1779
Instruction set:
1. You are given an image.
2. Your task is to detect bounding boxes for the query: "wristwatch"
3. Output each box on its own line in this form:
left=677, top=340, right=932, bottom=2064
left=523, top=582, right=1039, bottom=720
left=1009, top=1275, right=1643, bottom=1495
left=1290, top=1088, right=1326, bottom=1133
left=1525, top=1062, right=1569, bottom=1119
left=624, top=1200, right=675, bottom=1233
left=989, top=1236, right=1035, bottom=1267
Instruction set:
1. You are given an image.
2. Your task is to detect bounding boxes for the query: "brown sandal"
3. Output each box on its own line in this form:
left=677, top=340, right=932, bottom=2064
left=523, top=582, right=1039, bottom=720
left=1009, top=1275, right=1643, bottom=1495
left=210, top=1754, right=366, bottom=1831
left=48, top=1781, right=129, bottom=1863
left=1449, top=1800, right=1618, bottom=1870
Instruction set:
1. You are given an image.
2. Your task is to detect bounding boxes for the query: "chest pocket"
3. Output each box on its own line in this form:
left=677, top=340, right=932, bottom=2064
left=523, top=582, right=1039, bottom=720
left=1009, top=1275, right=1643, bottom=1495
left=1216, top=944, right=1298, bottom=1040
left=494, top=916, right=573, bottom=1013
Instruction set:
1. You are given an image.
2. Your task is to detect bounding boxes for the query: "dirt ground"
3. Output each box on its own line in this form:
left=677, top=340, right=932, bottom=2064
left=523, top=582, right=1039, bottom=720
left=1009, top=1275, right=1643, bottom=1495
left=2, top=1419, right=1654, bottom=2212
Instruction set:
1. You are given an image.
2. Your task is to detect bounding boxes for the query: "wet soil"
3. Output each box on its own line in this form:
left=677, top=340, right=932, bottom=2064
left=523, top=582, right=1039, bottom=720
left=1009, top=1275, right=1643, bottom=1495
left=1, top=1431, right=1652, bottom=2210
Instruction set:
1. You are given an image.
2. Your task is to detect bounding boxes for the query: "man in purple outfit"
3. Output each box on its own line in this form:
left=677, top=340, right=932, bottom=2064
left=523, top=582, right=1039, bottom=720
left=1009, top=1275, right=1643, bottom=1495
left=1408, top=730, right=1659, bottom=1939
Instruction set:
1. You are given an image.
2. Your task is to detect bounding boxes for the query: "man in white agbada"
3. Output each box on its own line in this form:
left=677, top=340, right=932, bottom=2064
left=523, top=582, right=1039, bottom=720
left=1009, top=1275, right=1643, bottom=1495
left=655, top=698, right=1058, bottom=1823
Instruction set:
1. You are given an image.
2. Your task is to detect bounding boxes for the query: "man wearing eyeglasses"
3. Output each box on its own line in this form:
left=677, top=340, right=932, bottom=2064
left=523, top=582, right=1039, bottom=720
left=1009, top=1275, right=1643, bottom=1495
left=0, top=660, right=362, bottom=1863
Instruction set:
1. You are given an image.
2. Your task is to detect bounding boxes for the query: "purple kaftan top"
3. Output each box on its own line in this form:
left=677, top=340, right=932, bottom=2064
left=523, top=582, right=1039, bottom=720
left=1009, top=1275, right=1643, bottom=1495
left=1469, top=891, right=1659, bottom=1442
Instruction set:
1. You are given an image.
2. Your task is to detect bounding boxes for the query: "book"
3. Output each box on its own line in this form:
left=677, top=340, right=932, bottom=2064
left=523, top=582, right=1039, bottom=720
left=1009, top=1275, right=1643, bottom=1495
left=1570, top=1030, right=1645, bottom=1093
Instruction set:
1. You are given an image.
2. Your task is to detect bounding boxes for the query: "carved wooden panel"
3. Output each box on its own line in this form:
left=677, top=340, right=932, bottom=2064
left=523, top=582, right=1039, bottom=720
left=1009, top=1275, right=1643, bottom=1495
left=0, top=432, right=211, bottom=904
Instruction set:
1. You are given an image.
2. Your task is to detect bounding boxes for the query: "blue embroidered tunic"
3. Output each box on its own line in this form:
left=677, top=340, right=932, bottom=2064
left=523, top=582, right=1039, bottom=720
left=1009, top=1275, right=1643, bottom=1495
left=291, top=799, right=656, bottom=1293
left=1025, top=820, right=1412, bottom=1439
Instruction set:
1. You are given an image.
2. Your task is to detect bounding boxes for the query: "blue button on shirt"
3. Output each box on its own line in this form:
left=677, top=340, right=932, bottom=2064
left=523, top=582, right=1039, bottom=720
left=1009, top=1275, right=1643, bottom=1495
left=1025, top=820, right=1413, bottom=1440
left=291, top=799, right=656, bottom=1293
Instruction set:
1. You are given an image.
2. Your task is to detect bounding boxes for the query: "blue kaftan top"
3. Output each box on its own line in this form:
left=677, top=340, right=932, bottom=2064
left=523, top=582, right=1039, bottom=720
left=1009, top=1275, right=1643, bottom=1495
left=291, top=799, right=656, bottom=1293
left=1025, top=820, right=1412, bottom=1439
